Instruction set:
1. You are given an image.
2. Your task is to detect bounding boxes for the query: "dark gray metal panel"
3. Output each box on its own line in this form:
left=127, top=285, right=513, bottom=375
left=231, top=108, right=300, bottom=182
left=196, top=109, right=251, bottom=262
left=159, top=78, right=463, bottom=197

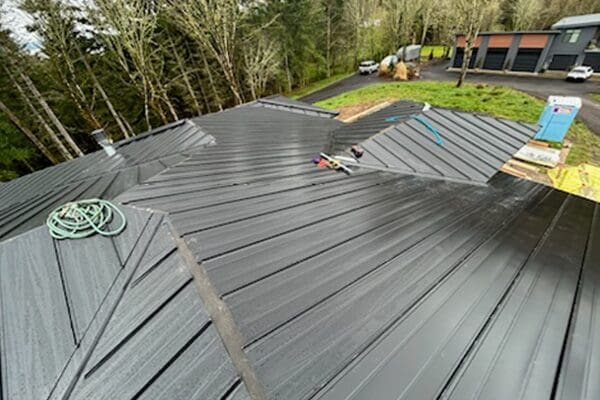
left=55, top=230, right=122, bottom=340
left=255, top=95, right=340, bottom=118
left=315, top=189, right=568, bottom=400
left=70, top=285, right=210, bottom=400
left=138, top=325, right=240, bottom=400
left=226, top=381, right=252, bottom=400
left=351, top=108, right=537, bottom=185
left=555, top=203, right=600, bottom=400
left=328, top=101, right=423, bottom=152
left=65, top=211, right=242, bottom=400
left=444, top=195, right=594, bottom=400
left=0, top=120, right=213, bottom=241
left=1, top=205, right=242, bottom=400
left=3, top=98, right=598, bottom=400
left=0, top=227, right=74, bottom=400
left=120, top=103, right=599, bottom=400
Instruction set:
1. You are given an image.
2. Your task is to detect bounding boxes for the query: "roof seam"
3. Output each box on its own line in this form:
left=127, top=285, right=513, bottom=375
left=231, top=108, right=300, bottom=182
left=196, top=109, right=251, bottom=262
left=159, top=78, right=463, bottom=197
left=310, top=185, right=548, bottom=400
left=83, top=278, right=195, bottom=378
left=171, top=225, right=268, bottom=400
left=52, top=239, right=79, bottom=345
left=438, top=191, right=569, bottom=399
left=130, top=320, right=213, bottom=400
left=56, top=214, right=165, bottom=400
left=550, top=201, right=597, bottom=399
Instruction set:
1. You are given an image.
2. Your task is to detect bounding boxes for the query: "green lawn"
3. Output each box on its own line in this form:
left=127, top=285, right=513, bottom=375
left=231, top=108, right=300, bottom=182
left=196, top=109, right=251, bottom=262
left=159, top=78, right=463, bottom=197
left=591, top=93, right=600, bottom=103
left=420, top=45, right=451, bottom=60
left=315, top=81, right=600, bottom=166
left=288, top=72, right=354, bottom=99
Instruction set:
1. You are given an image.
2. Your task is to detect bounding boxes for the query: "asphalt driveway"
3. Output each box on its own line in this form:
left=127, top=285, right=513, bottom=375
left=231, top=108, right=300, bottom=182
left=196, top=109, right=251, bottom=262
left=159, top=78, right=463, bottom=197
left=300, top=63, right=600, bottom=135
left=299, top=72, right=386, bottom=103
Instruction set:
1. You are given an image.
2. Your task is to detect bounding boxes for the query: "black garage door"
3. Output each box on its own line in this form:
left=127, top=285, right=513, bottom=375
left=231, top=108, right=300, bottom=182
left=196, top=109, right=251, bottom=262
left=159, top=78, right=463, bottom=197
left=584, top=53, right=600, bottom=70
left=469, top=48, right=478, bottom=68
left=453, top=48, right=478, bottom=68
left=549, top=54, right=577, bottom=70
left=453, top=48, right=464, bottom=68
left=483, top=48, right=508, bottom=70
left=512, top=49, right=542, bottom=72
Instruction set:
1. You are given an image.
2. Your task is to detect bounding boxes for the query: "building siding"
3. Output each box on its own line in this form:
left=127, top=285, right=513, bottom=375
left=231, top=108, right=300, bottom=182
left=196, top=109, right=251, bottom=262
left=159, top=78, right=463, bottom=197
left=488, top=35, right=514, bottom=47
left=519, top=34, right=549, bottom=48
left=451, top=23, right=599, bottom=73
left=544, top=26, right=598, bottom=67
left=456, top=35, right=483, bottom=47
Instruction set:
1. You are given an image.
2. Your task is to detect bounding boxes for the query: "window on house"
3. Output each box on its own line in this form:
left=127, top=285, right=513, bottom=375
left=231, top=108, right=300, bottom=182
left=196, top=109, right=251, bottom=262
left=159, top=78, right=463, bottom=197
left=562, top=29, right=581, bottom=43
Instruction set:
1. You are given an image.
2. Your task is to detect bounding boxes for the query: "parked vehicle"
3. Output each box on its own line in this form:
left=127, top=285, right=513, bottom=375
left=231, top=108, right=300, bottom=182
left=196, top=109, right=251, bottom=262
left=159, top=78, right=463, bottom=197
left=566, top=66, right=594, bottom=81
left=380, top=55, right=398, bottom=69
left=396, top=45, right=422, bottom=62
left=358, top=60, right=379, bottom=75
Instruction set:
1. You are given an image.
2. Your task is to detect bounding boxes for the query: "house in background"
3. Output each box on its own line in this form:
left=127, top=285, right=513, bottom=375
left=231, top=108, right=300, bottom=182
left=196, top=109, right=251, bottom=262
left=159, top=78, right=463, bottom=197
left=450, top=13, right=600, bottom=73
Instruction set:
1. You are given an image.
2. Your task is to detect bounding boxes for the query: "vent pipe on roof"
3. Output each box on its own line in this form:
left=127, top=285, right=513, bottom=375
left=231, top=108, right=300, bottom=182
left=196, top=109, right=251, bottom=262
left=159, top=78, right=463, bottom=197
left=92, top=128, right=116, bottom=156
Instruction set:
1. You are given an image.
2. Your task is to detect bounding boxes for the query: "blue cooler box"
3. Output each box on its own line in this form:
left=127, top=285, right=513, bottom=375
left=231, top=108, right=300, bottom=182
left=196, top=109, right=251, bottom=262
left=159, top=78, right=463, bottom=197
left=534, top=96, right=581, bottom=142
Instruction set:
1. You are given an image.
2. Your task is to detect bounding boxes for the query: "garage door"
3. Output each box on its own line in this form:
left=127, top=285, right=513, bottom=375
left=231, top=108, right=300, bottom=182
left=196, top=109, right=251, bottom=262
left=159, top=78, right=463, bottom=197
left=512, top=49, right=542, bottom=72
left=469, top=48, right=478, bottom=68
left=483, top=48, right=508, bottom=70
left=453, top=48, right=464, bottom=68
left=549, top=54, right=577, bottom=70
left=453, top=48, right=478, bottom=68
left=584, top=53, right=600, bottom=70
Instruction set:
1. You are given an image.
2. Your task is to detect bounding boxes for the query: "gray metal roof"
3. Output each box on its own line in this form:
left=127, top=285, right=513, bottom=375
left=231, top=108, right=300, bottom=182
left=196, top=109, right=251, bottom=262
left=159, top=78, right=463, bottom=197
left=328, top=101, right=423, bottom=153
left=552, top=13, right=600, bottom=29
left=0, top=206, right=242, bottom=400
left=348, top=107, right=537, bottom=185
left=247, top=95, right=340, bottom=119
left=0, top=119, right=214, bottom=240
left=0, top=96, right=598, bottom=400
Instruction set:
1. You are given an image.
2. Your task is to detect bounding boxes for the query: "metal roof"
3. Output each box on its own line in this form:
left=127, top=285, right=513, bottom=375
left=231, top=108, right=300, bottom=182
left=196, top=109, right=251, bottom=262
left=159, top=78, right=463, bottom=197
left=247, top=95, right=340, bottom=119
left=0, top=119, right=214, bottom=240
left=328, top=101, right=423, bottom=153
left=347, top=107, right=538, bottom=185
left=552, top=13, right=600, bottom=29
left=0, top=97, right=598, bottom=400
left=0, top=206, right=244, bottom=400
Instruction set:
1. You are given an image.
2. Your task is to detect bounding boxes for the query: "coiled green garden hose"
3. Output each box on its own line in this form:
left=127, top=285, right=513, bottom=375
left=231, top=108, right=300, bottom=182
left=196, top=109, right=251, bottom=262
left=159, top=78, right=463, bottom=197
left=46, top=199, right=127, bottom=240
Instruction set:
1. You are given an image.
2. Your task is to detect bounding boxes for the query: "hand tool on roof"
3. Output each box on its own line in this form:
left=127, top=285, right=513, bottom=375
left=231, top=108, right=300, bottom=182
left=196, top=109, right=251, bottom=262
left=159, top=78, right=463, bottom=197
left=351, top=145, right=364, bottom=158
left=315, top=153, right=353, bottom=175
left=47, top=199, right=127, bottom=239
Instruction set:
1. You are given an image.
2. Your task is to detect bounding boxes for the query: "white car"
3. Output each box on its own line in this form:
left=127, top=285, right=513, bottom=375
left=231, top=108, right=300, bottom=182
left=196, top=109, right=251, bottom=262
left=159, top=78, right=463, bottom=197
left=359, top=60, right=379, bottom=75
left=566, top=66, right=594, bottom=82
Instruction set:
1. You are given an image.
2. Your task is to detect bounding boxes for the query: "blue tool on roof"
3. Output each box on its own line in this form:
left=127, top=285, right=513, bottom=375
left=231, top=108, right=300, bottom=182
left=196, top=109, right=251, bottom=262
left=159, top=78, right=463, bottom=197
left=411, top=115, right=443, bottom=145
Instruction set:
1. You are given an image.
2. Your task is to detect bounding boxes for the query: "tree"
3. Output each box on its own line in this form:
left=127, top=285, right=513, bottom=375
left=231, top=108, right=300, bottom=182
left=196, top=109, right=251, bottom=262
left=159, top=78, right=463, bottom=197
left=455, top=0, right=500, bottom=87
left=169, top=0, right=246, bottom=105
left=20, top=0, right=102, bottom=131
left=344, top=0, right=377, bottom=67
left=92, top=0, right=178, bottom=129
left=243, top=34, right=280, bottom=100
left=0, top=100, right=57, bottom=164
left=321, top=0, right=345, bottom=77
left=510, top=0, right=541, bottom=30
left=3, top=64, right=74, bottom=160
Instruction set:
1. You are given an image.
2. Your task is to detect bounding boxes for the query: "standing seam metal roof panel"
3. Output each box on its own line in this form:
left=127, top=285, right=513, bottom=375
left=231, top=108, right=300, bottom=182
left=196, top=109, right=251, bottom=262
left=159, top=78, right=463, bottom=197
left=1, top=97, right=599, bottom=400
left=349, top=108, right=538, bottom=185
